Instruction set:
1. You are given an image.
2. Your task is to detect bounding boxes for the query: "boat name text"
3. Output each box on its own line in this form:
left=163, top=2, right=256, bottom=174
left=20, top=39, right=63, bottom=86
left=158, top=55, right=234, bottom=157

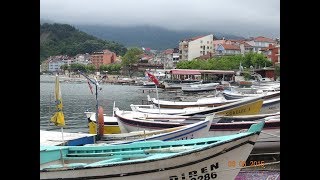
left=169, top=162, right=219, bottom=180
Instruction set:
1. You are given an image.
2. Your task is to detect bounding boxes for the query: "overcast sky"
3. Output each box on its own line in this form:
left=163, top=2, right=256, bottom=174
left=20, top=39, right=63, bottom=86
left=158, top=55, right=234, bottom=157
left=40, top=0, right=280, bottom=38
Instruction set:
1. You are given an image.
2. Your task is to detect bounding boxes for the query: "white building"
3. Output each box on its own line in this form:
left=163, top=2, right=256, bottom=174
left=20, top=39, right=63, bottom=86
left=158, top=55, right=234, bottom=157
left=48, top=59, right=65, bottom=72
left=246, top=36, right=277, bottom=53
left=179, top=34, right=214, bottom=61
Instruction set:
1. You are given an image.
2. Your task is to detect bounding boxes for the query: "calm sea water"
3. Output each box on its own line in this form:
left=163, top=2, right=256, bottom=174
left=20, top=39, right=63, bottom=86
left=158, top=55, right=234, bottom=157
left=40, top=75, right=279, bottom=133
left=40, top=75, right=213, bottom=133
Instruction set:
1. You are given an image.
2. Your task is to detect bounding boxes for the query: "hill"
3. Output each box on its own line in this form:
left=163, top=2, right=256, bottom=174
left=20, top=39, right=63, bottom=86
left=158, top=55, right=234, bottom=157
left=75, top=25, right=244, bottom=50
left=40, top=23, right=127, bottom=63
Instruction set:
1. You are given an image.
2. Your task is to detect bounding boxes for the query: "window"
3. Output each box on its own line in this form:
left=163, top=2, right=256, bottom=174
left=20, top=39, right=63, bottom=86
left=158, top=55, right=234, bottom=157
left=200, top=40, right=203, bottom=43
left=200, top=51, right=202, bottom=53
left=207, top=41, right=209, bottom=44
left=200, top=46, right=202, bottom=48
left=207, top=46, right=209, bottom=49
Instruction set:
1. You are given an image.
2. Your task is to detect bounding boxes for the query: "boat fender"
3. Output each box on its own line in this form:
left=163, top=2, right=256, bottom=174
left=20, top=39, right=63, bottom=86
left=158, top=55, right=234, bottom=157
left=98, top=106, right=104, bottom=138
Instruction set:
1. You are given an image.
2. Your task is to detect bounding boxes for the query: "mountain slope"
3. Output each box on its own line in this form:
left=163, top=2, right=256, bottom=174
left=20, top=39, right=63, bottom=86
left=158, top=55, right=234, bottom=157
left=40, top=23, right=127, bottom=63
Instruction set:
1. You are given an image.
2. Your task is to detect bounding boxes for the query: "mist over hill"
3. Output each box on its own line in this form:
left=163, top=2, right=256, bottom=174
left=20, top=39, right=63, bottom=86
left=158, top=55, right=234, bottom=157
left=75, top=24, right=244, bottom=50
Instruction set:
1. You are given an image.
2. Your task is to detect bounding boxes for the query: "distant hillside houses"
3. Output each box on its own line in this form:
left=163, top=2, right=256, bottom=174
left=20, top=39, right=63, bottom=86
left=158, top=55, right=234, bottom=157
left=149, top=35, right=279, bottom=70
left=172, top=35, right=280, bottom=66
left=41, top=49, right=119, bottom=72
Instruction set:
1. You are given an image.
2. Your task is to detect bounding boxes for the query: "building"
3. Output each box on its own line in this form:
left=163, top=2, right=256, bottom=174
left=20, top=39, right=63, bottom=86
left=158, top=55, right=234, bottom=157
left=260, top=44, right=280, bottom=66
left=215, top=44, right=241, bottom=56
left=74, top=53, right=91, bottom=65
left=47, top=55, right=70, bottom=72
left=90, top=49, right=116, bottom=69
left=48, top=59, right=65, bottom=72
left=179, top=34, right=214, bottom=61
left=213, top=39, right=253, bottom=55
left=246, top=36, right=277, bottom=53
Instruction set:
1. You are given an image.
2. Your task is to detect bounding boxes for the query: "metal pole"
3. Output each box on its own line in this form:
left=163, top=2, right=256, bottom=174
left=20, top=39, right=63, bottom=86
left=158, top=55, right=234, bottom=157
left=95, top=84, right=99, bottom=140
left=155, top=85, right=161, bottom=115
left=78, top=71, right=101, bottom=140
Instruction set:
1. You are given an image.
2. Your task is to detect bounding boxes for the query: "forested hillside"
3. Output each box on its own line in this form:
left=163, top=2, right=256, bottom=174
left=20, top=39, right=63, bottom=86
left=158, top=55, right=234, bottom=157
left=40, top=23, right=127, bottom=63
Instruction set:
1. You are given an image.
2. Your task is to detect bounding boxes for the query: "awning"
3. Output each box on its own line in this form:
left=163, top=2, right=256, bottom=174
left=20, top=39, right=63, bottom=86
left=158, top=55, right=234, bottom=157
left=170, top=70, right=201, bottom=75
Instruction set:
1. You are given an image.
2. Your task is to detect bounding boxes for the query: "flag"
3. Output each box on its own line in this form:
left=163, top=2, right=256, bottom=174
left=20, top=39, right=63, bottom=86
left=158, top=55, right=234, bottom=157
left=146, top=71, right=159, bottom=85
left=87, top=80, right=93, bottom=94
left=50, top=75, right=65, bottom=127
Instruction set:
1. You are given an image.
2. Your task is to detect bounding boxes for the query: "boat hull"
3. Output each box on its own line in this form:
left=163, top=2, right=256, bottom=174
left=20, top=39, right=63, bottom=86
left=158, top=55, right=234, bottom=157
left=116, top=111, right=279, bottom=153
left=40, top=132, right=260, bottom=180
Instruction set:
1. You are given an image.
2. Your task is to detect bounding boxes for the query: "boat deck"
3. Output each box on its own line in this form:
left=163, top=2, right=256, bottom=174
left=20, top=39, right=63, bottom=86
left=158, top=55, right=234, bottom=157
left=40, top=130, right=96, bottom=146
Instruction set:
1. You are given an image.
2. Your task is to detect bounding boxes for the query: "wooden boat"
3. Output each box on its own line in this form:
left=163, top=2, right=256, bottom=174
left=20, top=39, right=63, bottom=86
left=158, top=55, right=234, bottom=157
left=130, top=104, right=213, bottom=115
left=148, top=95, right=240, bottom=109
left=131, top=97, right=278, bottom=115
left=40, top=121, right=265, bottom=180
left=162, top=81, right=201, bottom=89
left=40, top=130, right=96, bottom=146
left=260, top=97, right=280, bottom=113
left=142, top=81, right=156, bottom=87
left=115, top=110, right=279, bottom=153
left=97, top=116, right=212, bottom=144
left=86, top=96, right=263, bottom=134
left=222, top=89, right=280, bottom=100
left=181, top=82, right=220, bottom=92
left=85, top=112, right=121, bottom=134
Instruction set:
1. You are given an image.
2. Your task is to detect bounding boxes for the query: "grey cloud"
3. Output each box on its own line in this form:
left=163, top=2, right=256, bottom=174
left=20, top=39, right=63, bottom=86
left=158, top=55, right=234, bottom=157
left=40, top=0, right=279, bottom=38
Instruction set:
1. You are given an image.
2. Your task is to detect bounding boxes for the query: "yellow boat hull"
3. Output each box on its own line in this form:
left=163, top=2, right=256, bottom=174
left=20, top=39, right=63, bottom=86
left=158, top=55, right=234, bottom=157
left=216, top=99, right=263, bottom=116
left=88, top=121, right=121, bottom=134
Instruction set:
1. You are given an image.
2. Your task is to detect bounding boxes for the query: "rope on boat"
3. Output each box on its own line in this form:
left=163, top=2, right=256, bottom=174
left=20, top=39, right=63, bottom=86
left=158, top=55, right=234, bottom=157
left=261, top=131, right=280, bottom=138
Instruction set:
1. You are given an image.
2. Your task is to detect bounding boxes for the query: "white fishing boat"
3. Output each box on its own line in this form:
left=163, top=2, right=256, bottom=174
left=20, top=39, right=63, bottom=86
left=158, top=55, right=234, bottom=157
left=40, top=121, right=265, bottom=180
left=148, top=95, right=240, bottom=109
left=222, top=89, right=280, bottom=100
left=115, top=109, right=280, bottom=153
left=97, top=116, right=213, bottom=144
left=181, top=82, right=220, bottom=92
left=132, top=97, right=279, bottom=115
left=130, top=104, right=213, bottom=115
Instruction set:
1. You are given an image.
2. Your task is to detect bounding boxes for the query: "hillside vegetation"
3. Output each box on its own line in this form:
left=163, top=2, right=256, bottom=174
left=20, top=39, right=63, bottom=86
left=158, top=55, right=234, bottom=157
left=40, top=23, right=127, bottom=63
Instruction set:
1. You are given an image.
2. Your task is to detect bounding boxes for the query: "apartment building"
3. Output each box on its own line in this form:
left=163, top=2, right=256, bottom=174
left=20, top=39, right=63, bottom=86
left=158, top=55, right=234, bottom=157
left=179, top=34, right=214, bottom=61
left=90, top=49, right=116, bottom=69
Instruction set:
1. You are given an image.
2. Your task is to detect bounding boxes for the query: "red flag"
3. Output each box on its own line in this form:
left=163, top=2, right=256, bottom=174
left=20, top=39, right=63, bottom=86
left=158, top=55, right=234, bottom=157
left=87, top=80, right=93, bottom=94
left=146, top=72, right=159, bottom=85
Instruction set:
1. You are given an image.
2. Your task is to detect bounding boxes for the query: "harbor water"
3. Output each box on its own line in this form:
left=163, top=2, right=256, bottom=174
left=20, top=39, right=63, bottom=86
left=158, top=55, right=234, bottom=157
left=40, top=75, right=280, bottom=173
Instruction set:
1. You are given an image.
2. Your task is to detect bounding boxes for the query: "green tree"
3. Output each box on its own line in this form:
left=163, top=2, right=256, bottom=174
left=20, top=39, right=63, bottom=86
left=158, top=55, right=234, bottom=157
left=86, top=64, right=97, bottom=74
left=70, top=63, right=87, bottom=73
left=177, top=52, right=272, bottom=70
left=121, top=47, right=143, bottom=77
left=60, top=64, right=69, bottom=74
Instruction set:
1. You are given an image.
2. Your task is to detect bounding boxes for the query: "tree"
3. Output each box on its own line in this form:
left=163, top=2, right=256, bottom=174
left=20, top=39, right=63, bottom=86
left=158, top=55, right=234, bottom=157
left=70, top=63, right=87, bottom=73
left=121, top=47, right=143, bottom=77
left=86, top=64, right=96, bottom=74
left=176, top=52, right=272, bottom=70
left=60, top=64, right=69, bottom=74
